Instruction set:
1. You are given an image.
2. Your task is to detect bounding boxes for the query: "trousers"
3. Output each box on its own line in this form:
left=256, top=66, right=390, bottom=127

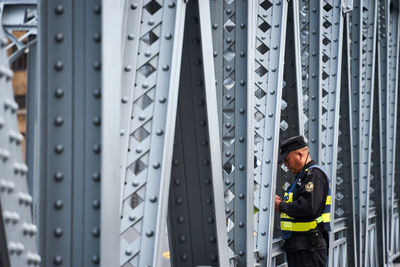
left=286, top=249, right=327, bottom=267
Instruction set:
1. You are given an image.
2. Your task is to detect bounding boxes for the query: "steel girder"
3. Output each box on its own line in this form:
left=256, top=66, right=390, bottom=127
left=34, top=0, right=102, bottom=266
left=4, top=0, right=400, bottom=267
left=0, top=15, right=39, bottom=266
left=209, top=0, right=251, bottom=265
left=117, top=0, right=186, bottom=266
left=167, top=1, right=229, bottom=266
left=248, top=1, right=288, bottom=266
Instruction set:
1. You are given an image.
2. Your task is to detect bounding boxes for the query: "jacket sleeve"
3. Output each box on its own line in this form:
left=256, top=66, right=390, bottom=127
left=279, top=170, right=327, bottom=220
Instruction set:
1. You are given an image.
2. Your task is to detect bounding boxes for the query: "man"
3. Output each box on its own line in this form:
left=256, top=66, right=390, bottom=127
left=274, top=135, right=331, bottom=267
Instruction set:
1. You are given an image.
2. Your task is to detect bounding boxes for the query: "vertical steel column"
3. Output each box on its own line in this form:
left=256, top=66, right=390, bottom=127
left=210, top=0, right=250, bottom=265
left=168, top=1, right=229, bottom=266
left=377, top=0, right=388, bottom=265
left=371, top=50, right=385, bottom=266
left=386, top=2, right=400, bottom=262
left=101, top=1, right=122, bottom=266
left=348, top=0, right=378, bottom=265
left=248, top=0, right=288, bottom=265
left=118, top=0, right=186, bottom=266
left=337, top=15, right=357, bottom=266
left=0, top=18, right=40, bottom=266
left=37, top=0, right=102, bottom=266
left=293, top=0, right=322, bottom=161
left=317, top=1, right=345, bottom=266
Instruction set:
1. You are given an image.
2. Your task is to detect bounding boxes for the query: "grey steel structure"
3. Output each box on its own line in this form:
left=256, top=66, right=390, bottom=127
left=0, top=0, right=399, bottom=266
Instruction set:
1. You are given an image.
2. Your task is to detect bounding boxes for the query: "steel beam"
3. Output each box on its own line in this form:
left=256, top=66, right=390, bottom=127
left=0, top=19, right=39, bottom=267
left=118, top=0, right=186, bottom=266
left=36, top=0, right=102, bottom=265
left=210, top=0, right=250, bottom=265
left=248, top=0, right=288, bottom=265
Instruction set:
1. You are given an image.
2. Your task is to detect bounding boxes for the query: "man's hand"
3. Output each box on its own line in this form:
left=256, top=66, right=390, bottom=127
left=275, top=195, right=282, bottom=212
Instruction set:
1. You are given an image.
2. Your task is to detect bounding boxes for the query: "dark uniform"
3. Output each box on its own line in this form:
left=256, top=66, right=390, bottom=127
left=279, top=160, right=330, bottom=267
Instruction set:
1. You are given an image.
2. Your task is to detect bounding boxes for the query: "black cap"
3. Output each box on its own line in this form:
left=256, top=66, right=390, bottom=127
left=278, top=135, right=307, bottom=164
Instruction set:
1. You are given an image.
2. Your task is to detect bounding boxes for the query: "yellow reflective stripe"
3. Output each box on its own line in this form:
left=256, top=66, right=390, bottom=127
left=325, top=196, right=331, bottom=205
left=283, top=192, right=293, bottom=203
left=280, top=212, right=293, bottom=219
left=322, top=213, right=331, bottom=222
left=281, top=220, right=318, bottom=231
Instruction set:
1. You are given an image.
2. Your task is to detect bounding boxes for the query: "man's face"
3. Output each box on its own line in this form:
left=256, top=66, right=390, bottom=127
left=284, top=151, right=302, bottom=174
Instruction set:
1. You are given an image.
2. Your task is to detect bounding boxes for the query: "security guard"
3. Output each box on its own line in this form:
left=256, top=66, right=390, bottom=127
left=274, top=135, right=330, bottom=267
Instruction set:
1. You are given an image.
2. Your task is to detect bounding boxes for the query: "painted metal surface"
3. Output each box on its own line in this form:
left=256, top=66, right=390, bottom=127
left=2, top=0, right=400, bottom=266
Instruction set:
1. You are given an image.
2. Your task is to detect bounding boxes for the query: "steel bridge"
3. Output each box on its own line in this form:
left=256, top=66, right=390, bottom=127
left=0, top=0, right=399, bottom=266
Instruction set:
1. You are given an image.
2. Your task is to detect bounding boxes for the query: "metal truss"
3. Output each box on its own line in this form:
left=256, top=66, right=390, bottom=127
left=1, top=0, right=400, bottom=267
left=210, top=0, right=251, bottom=265
left=0, top=20, right=39, bottom=267
left=0, top=1, right=37, bottom=64
left=248, top=1, right=288, bottom=266
left=118, top=0, right=186, bottom=266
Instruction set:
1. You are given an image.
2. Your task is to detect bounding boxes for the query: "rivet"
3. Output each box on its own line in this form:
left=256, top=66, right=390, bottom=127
left=125, top=250, right=133, bottom=256
left=54, top=199, right=63, bottom=209
left=92, top=200, right=100, bottom=209
left=176, top=197, right=183, bottom=204
left=93, top=5, right=101, bottom=14
left=92, top=255, right=100, bottom=264
left=129, top=215, right=136, bottom=222
left=131, top=3, right=138, bottom=9
left=240, top=23, right=245, bottom=28
left=124, top=65, right=132, bottom=72
left=54, top=61, right=64, bottom=71
left=93, top=117, right=101, bottom=126
left=159, top=97, right=166, bottom=103
left=54, top=116, right=64, bottom=126
left=54, top=227, right=63, bottom=237
left=54, top=33, right=64, bottom=43
left=146, top=230, right=154, bottom=237
left=54, top=172, right=64, bottom=182
left=150, top=196, right=157, bottom=203
left=93, top=61, right=101, bottom=70
left=54, top=5, right=64, bottom=15
left=239, top=136, right=245, bottom=142
left=165, top=34, right=172, bottom=40
left=212, top=23, right=218, bottom=29
left=55, top=145, right=64, bottom=154
left=168, top=2, right=175, bottom=8
left=240, top=51, right=245, bottom=57
left=93, top=33, right=101, bottom=42
left=93, top=89, right=101, bottom=98
left=91, top=228, right=100, bottom=237
left=53, top=255, right=62, bottom=265
left=239, top=193, right=244, bottom=199
left=178, top=216, right=185, bottom=223
left=127, top=34, right=134, bottom=40
left=92, top=172, right=100, bottom=182
left=148, top=19, right=155, bottom=26
left=179, top=236, right=186, bottom=242
left=156, top=129, right=164, bottom=136
left=162, top=65, right=169, bottom=71
left=153, top=162, right=160, bottom=169
left=210, top=254, right=217, bottom=262
left=181, top=254, right=188, bottom=261
left=209, top=236, right=216, bottom=243
left=93, top=144, right=101, bottom=154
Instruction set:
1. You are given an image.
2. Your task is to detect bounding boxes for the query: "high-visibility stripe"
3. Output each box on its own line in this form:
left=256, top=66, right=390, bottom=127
left=281, top=220, right=318, bottom=232
left=325, top=195, right=331, bottom=205
left=280, top=213, right=294, bottom=219
left=322, top=213, right=330, bottom=222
